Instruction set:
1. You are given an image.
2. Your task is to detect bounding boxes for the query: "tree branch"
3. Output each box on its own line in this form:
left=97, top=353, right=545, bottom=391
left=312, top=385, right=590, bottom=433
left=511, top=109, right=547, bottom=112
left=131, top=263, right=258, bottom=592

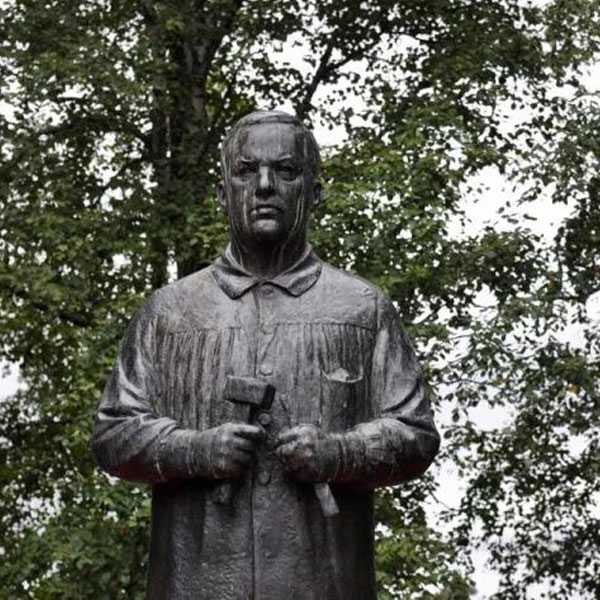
left=36, top=112, right=150, bottom=151
left=92, top=157, right=146, bottom=208
left=295, top=33, right=385, bottom=120
left=197, top=0, right=244, bottom=82
left=296, top=38, right=336, bottom=119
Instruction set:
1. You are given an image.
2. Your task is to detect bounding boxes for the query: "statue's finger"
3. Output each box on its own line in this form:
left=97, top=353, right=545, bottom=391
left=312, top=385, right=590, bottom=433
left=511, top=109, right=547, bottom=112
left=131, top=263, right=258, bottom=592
left=234, top=424, right=265, bottom=440
left=274, top=429, right=301, bottom=447
left=234, top=438, right=255, bottom=453
left=232, top=450, right=252, bottom=466
left=276, top=441, right=298, bottom=462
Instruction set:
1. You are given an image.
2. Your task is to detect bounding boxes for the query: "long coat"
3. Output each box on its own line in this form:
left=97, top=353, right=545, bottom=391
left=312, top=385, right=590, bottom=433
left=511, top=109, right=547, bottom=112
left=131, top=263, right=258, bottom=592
left=91, top=247, right=440, bottom=600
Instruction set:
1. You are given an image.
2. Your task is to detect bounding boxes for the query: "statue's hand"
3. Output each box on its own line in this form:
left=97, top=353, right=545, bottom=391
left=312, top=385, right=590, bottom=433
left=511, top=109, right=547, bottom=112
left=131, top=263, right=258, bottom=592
left=194, top=423, right=264, bottom=480
left=275, top=424, right=339, bottom=483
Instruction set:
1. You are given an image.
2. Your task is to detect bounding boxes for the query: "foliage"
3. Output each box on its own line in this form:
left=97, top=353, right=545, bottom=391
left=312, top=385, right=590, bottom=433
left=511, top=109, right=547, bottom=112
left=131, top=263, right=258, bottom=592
left=1, top=0, right=599, bottom=598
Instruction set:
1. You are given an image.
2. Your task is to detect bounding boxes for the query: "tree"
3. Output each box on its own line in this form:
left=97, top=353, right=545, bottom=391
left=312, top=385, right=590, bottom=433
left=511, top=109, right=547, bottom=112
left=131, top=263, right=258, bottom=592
left=1, top=0, right=599, bottom=597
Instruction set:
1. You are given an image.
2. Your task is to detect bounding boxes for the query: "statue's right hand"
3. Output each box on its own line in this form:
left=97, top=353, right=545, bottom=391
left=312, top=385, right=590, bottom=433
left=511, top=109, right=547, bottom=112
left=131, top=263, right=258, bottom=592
left=196, top=423, right=264, bottom=480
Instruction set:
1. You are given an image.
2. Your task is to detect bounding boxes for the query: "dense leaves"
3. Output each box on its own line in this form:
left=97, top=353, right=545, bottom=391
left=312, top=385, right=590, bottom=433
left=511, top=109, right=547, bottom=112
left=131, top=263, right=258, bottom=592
left=1, top=0, right=599, bottom=598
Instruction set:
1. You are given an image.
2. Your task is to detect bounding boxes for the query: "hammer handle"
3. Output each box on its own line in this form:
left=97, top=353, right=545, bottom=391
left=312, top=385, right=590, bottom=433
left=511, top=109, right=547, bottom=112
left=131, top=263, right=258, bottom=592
left=212, top=390, right=254, bottom=506
left=215, top=477, right=338, bottom=517
left=314, top=482, right=339, bottom=517
left=277, top=393, right=339, bottom=517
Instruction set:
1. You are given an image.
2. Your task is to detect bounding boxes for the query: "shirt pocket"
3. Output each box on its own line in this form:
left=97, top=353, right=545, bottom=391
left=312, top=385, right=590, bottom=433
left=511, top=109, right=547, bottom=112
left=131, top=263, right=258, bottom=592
left=320, top=367, right=364, bottom=433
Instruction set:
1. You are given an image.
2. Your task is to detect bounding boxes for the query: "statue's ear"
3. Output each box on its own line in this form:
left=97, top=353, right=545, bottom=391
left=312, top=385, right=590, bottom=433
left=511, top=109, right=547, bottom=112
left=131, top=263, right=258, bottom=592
left=216, top=181, right=228, bottom=214
left=312, top=181, right=323, bottom=209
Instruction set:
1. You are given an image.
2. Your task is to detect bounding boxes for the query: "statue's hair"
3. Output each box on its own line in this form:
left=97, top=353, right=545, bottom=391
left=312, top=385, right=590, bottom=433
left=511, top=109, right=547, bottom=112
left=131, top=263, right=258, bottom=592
left=220, top=110, right=321, bottom=181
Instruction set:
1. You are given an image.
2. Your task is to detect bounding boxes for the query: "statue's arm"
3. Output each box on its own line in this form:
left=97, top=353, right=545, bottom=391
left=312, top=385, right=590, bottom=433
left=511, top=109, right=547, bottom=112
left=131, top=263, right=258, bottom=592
left=276, top=294, right=440, bottom=490
left=333, top=294, right=440, bottom=490
left=90, top=306, right=196, bottom=483
left=91, top=305, right=261, bottom=484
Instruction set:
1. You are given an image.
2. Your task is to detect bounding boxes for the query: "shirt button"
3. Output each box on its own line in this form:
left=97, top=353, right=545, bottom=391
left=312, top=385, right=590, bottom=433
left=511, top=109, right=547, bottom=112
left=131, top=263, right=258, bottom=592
left=257, top=412, right=271, bottom=426
left=259, top=364, right=273, bottom=376
left=261, top=286, right=274, bottom=296
left=257, top=469, right=271, bottom=485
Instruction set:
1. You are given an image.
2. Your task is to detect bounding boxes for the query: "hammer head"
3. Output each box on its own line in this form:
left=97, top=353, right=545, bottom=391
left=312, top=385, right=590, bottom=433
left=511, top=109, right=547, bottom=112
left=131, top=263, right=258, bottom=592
left=224, top=375, right=275, bottom=410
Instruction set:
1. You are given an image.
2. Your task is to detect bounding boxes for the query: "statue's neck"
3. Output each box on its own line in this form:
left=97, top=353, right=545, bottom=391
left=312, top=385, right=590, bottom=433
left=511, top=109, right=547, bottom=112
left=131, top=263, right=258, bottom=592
left=230, top=235, right=307, bottom=280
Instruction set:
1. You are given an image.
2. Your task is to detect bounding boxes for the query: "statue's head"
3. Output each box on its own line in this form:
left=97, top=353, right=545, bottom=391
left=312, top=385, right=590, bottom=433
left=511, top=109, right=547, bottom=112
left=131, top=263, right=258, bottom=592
left=217, top=110, right=322, bottom=248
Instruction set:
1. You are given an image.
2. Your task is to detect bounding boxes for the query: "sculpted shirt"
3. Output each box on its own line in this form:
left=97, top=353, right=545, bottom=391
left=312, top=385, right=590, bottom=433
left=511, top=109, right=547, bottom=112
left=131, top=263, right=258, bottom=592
left=92, top=246, right=440, bottom=600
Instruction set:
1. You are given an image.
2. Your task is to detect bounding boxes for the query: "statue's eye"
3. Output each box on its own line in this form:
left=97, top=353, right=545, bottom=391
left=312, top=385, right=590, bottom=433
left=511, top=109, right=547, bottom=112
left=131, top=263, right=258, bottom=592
left=277, top=164, right=297, bottom=179
left=236, top=163, right=256, bottom=177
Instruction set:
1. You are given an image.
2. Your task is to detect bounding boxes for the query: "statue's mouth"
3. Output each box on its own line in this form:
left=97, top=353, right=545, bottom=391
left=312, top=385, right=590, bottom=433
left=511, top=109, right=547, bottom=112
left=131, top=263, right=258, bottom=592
left=251, top=205, right=282, bottom=218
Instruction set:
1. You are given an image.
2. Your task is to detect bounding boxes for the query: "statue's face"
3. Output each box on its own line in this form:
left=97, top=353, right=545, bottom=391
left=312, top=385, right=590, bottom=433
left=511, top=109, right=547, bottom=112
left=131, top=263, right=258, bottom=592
left=218, top=122, right=320, bottom=246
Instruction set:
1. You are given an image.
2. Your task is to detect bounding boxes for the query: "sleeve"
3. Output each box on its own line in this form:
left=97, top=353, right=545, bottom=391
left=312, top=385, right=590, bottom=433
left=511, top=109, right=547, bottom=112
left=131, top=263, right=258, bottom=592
left=90, top=302, right=204, bottom=484
left=332, top=293, right=440, bottom=490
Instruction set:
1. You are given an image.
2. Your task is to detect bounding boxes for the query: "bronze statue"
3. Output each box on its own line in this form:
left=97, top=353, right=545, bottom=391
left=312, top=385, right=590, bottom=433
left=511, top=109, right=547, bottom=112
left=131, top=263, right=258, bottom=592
left=92, top=110, right=440, bottom=599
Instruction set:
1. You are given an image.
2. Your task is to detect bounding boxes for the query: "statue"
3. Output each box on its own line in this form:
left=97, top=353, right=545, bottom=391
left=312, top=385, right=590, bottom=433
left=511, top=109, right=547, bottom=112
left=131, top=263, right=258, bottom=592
left=91, top=110, right=440, bottom=599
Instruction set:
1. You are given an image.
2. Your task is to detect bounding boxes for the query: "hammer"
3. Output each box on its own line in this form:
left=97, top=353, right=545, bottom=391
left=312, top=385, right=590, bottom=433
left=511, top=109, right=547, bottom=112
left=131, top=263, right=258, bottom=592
left=213, top=375, right=275, bottom=505
left=216, top=375, right=339, bottom=517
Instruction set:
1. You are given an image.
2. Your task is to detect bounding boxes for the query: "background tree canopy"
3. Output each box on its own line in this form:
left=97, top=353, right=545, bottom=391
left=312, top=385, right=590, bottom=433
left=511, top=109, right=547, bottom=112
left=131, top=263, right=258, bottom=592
left=1, top=0, right=599, bottom=598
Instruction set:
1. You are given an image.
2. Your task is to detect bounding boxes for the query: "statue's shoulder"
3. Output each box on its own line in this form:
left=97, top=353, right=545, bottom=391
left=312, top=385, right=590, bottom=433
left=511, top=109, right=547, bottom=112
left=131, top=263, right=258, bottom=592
left=316, top=262, right=404, bottom=333
left=318, top=260, right=384, bottom=301
left=139, top=265, right=217, bottom=320
left=315, top=261, right=387, bottom=327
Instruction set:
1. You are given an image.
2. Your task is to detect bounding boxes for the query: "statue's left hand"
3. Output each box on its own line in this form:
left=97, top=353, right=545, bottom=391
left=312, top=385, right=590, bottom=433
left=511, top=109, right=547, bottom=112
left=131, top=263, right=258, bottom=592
left=275, top=424, right=339, bottom=482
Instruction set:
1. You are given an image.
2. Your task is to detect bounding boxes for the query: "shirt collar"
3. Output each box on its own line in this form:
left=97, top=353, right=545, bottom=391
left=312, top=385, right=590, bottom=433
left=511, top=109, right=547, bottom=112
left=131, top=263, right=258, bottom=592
left=212, top=244, right=322, bottom=299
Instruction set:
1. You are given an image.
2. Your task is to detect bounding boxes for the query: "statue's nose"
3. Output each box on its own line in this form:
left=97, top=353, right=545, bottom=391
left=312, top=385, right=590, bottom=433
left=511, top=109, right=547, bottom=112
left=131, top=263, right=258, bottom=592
left=256, top=166, right=274, bottom=196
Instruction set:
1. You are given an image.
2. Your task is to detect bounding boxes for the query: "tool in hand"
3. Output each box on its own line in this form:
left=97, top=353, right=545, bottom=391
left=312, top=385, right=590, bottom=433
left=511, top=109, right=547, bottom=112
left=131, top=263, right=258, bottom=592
left=213, top=375, right=275, bottom=505
left=278, top=396, right=339, bottom=518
